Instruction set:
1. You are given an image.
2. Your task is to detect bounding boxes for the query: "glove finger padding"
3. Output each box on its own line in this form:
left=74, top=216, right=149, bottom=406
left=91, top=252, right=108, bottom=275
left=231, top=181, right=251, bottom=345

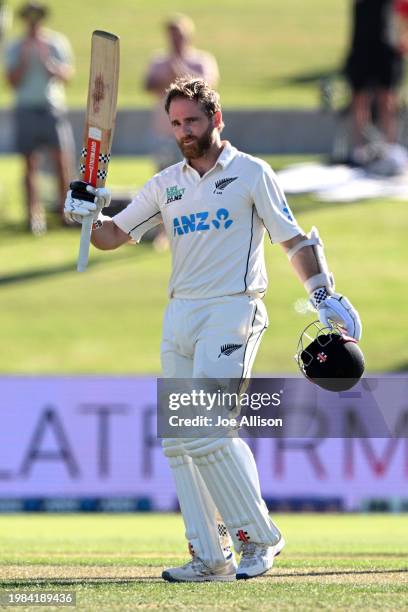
left=64, top=189, right=99, bottom=224
left=64, top=182, right=111, bottom=225
left=87, top=186, right=112, bottom=209
left=318, top=294, right=362, bottom=341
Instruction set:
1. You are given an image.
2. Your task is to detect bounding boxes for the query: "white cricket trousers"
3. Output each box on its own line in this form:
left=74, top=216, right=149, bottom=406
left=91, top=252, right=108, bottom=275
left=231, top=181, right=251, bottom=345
left=161, top=294, right=268, bottom=379
left=160, top=295, right=282, bottom=569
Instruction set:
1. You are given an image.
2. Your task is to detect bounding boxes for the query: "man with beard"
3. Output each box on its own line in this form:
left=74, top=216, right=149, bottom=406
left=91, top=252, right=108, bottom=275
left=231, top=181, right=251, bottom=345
left=64, top=78, right=362, bottom=582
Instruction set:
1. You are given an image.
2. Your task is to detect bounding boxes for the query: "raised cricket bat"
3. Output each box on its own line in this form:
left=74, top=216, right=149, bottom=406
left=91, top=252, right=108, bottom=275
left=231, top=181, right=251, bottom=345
left=74, top=30, right=120, bottom=272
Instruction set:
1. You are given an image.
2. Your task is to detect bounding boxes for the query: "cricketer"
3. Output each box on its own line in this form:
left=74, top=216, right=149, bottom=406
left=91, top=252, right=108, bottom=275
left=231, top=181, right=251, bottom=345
left=64, top=78, right=362, bottom=582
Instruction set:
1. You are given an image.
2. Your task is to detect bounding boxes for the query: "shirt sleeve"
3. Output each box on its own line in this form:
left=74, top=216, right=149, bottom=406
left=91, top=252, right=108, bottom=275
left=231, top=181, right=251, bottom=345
left=200, top=52, right=219, bottom=87
left=395, top=0, right=408, bottom=18
left=4, top=41, right=20, bottom=70
left=113, top=178, right=162, bottom=242
left=51, top=33, right=74, bottom=67
left=144, top=54, right=164, bottom=80
left=251, top=163, right=302, bottom=243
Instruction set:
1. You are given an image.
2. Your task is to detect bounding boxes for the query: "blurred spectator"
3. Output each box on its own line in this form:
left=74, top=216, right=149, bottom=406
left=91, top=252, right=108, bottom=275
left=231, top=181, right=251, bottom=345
left=344, top=0, right=408, bottom=173
left=144, top=14, right=219, bottom=172
left=395, top=0, right=408, bottom=52
left=144, top=14, right=219, bottom=250
left=4, top=1, right=74, bottom=234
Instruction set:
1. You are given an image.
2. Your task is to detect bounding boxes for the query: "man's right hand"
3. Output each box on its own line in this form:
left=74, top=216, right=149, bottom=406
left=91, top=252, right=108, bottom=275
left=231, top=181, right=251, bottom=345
left=64, top=181, right=111, bottom=225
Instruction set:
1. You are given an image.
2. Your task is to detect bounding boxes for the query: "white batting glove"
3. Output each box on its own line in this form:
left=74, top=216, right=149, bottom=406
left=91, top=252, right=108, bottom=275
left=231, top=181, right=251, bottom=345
left=310, top=287, right=362, bottom=341
left=64, top=183, right=111, bottom=225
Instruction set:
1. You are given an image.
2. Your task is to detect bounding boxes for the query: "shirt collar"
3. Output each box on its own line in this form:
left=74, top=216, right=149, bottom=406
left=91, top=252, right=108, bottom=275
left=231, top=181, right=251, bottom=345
left=181, top=141, right=238, bottom=172
left=217, top=141, right=238, bottom=168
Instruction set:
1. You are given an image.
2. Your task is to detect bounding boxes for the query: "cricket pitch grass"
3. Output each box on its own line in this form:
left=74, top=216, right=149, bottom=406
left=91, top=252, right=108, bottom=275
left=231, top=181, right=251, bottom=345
left=0, top=514, right=407, bottom=611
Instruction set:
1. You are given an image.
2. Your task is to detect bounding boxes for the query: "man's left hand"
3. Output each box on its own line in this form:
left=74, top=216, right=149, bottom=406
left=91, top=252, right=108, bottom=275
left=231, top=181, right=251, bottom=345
left=310, top=288, right=362, bottom=341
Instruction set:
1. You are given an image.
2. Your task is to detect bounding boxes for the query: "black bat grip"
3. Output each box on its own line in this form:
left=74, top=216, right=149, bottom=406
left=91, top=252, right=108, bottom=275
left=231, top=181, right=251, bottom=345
left=70, top=180, right=95, bottom=203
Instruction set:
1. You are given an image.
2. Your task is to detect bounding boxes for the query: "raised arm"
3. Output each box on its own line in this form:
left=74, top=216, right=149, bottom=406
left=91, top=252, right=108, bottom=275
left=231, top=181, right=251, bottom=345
left=64, top=179, right=162, bottom=253
left=64, top=184, right=130, bottom=251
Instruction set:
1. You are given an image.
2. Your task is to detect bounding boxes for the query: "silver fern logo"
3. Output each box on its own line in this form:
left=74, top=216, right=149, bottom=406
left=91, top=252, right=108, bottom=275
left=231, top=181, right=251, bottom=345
left=218, top=343, right=243, bottom=358
left=214, top=177, right=238, bottom=194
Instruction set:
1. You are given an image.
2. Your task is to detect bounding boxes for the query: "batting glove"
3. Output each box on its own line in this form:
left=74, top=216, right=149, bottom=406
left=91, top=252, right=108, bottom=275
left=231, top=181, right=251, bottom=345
left=310, top=287, right=362, bottom=341
left=64, top=180, right=111, bottom=225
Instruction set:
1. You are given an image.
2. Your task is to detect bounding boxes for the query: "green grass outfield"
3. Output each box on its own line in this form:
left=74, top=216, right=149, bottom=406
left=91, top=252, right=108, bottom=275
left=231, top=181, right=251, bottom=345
left=0, top=514, right=407, bottom=610
left=0, top=154, right=407, bottom=374
left=1, top=0, right=349, bottom=108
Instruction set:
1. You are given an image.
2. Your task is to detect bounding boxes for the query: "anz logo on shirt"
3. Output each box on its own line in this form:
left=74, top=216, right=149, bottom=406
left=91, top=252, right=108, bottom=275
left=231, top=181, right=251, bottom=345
left=173, top=208, right=233, bottom=236
left=282, top=199, right=293, bottom=221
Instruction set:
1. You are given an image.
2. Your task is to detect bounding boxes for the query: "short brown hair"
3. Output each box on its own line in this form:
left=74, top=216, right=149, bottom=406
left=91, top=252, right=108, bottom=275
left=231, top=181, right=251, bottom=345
left=18, top=1, right=49, bottom=19
left=164, top=77, right=224, bottom=130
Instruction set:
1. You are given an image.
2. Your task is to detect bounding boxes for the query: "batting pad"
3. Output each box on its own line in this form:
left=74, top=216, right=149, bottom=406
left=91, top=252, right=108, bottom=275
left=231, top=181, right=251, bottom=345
left=163, top=441, right=232, bottom=569
left=186, top=437, right=281, bottom=551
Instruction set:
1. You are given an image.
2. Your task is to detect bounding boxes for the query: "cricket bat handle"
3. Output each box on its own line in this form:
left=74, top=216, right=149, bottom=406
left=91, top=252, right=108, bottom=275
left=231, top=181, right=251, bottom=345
left=77, top=216, right=93, bottom=272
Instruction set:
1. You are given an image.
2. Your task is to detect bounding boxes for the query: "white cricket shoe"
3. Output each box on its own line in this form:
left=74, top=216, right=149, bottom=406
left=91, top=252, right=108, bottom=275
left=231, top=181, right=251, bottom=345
left=236, top=537, right=285, bottom=580
left=162, top=555, right=237, bottom=583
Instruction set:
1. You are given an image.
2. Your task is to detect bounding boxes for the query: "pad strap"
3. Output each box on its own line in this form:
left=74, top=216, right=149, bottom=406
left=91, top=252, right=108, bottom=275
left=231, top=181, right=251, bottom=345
left=305, top=273, right=333, bottom=294
left=286, top=235, right=321, bottom=260
left=287, top=226, right=336, bottom=294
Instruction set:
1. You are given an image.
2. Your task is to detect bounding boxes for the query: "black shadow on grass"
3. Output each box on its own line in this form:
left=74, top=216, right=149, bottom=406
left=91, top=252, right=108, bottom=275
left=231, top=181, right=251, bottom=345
left=261, top=568, right=408, bottom=579
left=0, top=252, right=134, bottom=286
left=0, top=578, right=162, bottom=586
left=261, top=70, right=342, bottom=93
left=270, top=69, right=340, bottom=87
left=1, top=568, right=407, bottom=586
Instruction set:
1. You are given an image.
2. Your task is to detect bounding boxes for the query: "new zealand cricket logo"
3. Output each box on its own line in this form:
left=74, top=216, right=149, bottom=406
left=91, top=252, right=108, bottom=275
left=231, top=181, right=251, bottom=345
left=214, top=177, right=238, bottom=194
left=218, top=343, right=243, bottom=358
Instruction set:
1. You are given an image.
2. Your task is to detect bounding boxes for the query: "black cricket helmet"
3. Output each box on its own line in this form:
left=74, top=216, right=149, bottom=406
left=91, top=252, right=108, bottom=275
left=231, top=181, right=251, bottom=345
left=295, top=321, right=365, bottom=392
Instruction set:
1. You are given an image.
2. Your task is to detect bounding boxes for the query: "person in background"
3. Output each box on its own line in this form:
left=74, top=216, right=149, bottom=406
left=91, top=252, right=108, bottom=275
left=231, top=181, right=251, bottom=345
left=344, top=0, right=408, bottom=174
left=145, top=14, right=219, bottom=171
left=144, top=14, right=219, bottom=249
left=4, top=1, right=74, bottom=234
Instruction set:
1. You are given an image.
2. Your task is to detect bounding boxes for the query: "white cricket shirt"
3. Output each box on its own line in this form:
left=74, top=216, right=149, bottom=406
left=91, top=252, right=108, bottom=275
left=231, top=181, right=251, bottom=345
left=113, top=142, right=302, bottom=299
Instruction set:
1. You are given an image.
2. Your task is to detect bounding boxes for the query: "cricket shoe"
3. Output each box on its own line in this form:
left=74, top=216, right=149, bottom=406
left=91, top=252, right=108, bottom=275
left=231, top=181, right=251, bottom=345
left=236, top=537, right=285, bottom=580
left=162, top=555, right=237, bottom=582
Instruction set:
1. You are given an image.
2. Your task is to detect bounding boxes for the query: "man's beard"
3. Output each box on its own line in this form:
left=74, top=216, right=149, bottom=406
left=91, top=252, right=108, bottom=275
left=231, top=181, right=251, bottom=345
left=177, top=122, right=214, bottom=159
